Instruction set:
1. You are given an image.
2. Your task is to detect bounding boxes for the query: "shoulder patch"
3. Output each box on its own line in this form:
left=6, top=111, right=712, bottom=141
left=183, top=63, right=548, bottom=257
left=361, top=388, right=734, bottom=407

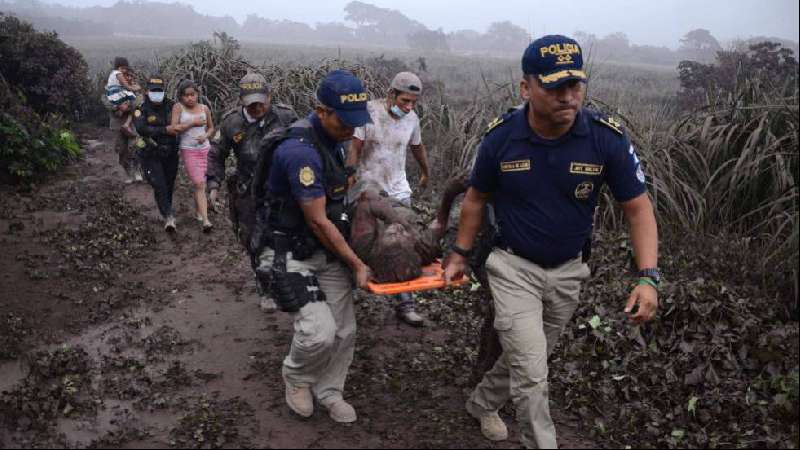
left=594, top=115, right=624, bottom=135
left=299, top=166, right=315, bottom=187
left=484, top=116, right=506, bottom=135
left=134, top=109, right=142, bottom=118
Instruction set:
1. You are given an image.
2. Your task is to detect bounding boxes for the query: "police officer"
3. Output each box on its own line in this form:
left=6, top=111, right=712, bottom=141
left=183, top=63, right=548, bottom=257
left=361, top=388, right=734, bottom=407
left=443, top=35, right=660, bottom=449
left=133, top=74, right=195, bottom=231
left=254, top=70, right=372, bottom=424
left=207, top=73, right=298, bottom=310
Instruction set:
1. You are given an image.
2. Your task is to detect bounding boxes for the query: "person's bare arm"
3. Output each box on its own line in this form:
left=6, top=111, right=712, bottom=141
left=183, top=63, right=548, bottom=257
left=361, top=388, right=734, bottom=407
left=410, top=143, right=430, bottom=189
left=619, top=192, right=659, bottom=324
left=431, top=171, right=470, bottom=239
left=299, top=196, right=371, bottom=288
left=202, top=105, right=216, bottom=142
left=346, top=138, right=364, bottom=188
left=442, top=187, right=490, bottom=283
left=170, top=103, right=183, bottom=134
left=116, top=72, right=137, bottom=91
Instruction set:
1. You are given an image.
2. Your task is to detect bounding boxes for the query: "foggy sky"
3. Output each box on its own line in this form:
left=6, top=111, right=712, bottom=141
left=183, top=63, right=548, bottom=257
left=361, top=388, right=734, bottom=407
left=41, top=0, right=800, bottom=48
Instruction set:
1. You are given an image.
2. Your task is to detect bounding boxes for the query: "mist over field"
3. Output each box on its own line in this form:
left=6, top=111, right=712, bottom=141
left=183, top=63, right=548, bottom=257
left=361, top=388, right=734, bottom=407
left=1, top=1, right=798, bottom=449
left=2, top=0, right=798, bottom=65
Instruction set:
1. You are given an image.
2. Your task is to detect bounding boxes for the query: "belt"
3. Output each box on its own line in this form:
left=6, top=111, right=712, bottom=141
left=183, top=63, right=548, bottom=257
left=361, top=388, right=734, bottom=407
left=498, top=245, right=571, bottom=270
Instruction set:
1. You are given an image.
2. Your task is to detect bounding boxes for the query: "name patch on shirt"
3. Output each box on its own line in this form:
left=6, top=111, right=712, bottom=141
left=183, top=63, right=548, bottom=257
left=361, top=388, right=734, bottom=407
left=500, top=160, right=531, bottom=172
left=569, top=162, right=603, bottom=176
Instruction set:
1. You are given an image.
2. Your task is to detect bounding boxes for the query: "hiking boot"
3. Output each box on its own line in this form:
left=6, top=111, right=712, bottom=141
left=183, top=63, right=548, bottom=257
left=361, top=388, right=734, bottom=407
left=259, top=297, right=277, bottom=313
left=164, top=216, right=176, bottom=233
left=466, top=400, right=508, bottom=441
left=202, top=221, right=213, bottom=233
left=322, top=398, right=357, bottom=423
left=397, top=309, right=425, bottom=328
left=285, top=382, right=313, bottom=418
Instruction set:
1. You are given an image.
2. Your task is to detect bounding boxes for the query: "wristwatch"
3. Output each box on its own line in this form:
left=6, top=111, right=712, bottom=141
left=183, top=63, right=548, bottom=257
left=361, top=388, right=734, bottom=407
left=637, top=268, right=661, bottom=286
left=451, top=244, right=473, bottom=258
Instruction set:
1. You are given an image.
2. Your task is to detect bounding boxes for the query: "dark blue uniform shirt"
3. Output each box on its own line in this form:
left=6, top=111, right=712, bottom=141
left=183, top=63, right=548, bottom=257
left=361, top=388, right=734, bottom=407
left=470, top=104, right=647, bottom=267
left=268, top=113, right=345, bottom=202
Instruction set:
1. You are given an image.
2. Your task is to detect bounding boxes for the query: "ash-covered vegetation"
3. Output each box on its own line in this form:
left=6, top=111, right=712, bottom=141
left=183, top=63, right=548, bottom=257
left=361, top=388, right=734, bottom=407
left=0, top=12, right=797, bottom=448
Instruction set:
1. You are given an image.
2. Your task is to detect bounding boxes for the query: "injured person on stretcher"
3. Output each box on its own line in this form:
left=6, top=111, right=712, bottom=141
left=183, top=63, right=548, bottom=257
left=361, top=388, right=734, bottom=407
left=348, top=174, right=469, bottom=283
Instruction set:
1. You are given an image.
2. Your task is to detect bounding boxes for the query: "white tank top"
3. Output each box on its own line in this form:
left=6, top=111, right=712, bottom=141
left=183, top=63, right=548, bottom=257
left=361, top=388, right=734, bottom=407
left=106, top=70, right=123, bottom=89
left=179, top=105, right=208, bottom=149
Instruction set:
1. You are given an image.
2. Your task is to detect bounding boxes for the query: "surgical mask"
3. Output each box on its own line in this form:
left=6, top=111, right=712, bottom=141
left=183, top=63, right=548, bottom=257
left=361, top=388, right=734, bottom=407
left=148, top=91, right=165, bottom=103
left=243, top=107, right=258, bottom=124
left=390, top=104, right=407, bottom=119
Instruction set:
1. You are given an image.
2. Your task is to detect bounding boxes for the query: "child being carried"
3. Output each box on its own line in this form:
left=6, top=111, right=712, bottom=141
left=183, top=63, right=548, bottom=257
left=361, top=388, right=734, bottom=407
left=106, top=57, right=141, bottom=134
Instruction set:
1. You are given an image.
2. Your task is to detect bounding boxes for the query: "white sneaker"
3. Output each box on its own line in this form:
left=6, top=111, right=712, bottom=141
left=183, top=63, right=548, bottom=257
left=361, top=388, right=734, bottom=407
left=466, top=400, right=508, bottom=441
left=322, top=398, right=357, bottom=423
left=164, top=216, right=176, bottom=233
left=285, top=382, right=313, bottom=418
left=397, top=309, right=425, bottom=328
left=259, top=297, right=277, bottom=313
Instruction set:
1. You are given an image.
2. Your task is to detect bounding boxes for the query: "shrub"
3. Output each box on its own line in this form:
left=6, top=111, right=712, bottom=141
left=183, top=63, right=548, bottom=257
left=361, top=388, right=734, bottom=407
left=0, top=73, right=83, bottom=184
left=0, top=13, right=93, bottom=121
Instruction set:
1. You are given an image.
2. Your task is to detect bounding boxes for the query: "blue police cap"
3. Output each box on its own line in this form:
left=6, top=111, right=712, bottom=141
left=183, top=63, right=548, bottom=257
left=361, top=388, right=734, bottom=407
left=316, top=70, right=371, bottom=128
left=522, top=35, right=587, bottom=89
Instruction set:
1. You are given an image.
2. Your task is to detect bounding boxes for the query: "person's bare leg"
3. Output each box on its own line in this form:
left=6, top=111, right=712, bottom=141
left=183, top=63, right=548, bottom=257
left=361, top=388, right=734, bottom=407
left=195, top=182, right=212, bottom=231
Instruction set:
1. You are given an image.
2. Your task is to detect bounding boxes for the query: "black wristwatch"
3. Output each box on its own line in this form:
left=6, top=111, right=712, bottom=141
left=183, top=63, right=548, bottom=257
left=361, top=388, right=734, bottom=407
left=451, top=244, right=473, bottom=258
left=345, top=166, right=357, bottom=177
left=638, top=268, right=661, bottom=285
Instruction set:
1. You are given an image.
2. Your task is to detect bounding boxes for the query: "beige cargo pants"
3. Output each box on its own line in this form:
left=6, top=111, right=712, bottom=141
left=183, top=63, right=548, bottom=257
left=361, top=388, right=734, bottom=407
left=467, top=248, right=591, bottom=449
left=258, top=248, right=356, bottom=405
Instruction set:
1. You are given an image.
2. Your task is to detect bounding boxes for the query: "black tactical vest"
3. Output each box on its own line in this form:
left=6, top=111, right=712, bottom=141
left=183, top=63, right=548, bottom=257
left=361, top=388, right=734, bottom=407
left=263, top=119, right=349, bottom=244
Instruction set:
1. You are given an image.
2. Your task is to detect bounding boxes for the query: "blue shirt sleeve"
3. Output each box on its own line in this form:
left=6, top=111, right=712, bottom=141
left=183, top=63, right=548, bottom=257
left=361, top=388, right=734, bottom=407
left=469, top=136, right=499, bottom=193
left=276, top=141, right=325, bottom=202
left=604, top=134, right=647, bottom=202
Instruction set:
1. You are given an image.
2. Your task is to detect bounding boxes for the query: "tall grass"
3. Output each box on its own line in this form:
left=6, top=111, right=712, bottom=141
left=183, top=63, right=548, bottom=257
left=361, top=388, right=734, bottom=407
left=646, top=76, right=798, bottom=289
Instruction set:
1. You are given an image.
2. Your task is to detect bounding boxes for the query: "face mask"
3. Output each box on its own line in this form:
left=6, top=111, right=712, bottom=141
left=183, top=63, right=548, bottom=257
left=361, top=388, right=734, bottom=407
left=243, top=107, right=258, bottom=124
left=148, top=91, right=165, bottom=103
left=390, top=104, right=407, bottom=119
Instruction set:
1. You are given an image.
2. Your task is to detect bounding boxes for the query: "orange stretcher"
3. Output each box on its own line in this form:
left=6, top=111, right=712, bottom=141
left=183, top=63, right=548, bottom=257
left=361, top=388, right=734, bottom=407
left=366, top=259, right=467, bottom=295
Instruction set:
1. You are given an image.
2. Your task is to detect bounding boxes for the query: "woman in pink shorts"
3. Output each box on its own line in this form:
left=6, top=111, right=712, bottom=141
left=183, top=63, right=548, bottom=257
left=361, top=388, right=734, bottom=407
left=172, top=79, right=216, bottom=232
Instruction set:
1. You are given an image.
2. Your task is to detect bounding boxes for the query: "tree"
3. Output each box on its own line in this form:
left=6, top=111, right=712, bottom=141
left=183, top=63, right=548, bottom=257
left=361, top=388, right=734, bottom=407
left=679, top=28, right=722, bottom=63
left=484, top=21, right=529, bottom=54
left=344, top=1, right=425, bottom=45
left=407, top=28, right=449, bottom=53
left=677, top=41, right=798, bottom=108
left=446, top=29, right=483, bottom=53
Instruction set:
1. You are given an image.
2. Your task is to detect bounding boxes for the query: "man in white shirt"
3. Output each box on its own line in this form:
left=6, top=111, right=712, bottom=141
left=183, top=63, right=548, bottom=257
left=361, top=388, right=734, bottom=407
left=346, top=71, right=431, bottom=327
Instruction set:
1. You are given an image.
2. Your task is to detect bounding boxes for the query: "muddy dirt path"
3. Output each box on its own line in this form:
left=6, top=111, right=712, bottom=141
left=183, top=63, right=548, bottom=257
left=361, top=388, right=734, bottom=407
left=1, top=129, right=594, bottom=448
